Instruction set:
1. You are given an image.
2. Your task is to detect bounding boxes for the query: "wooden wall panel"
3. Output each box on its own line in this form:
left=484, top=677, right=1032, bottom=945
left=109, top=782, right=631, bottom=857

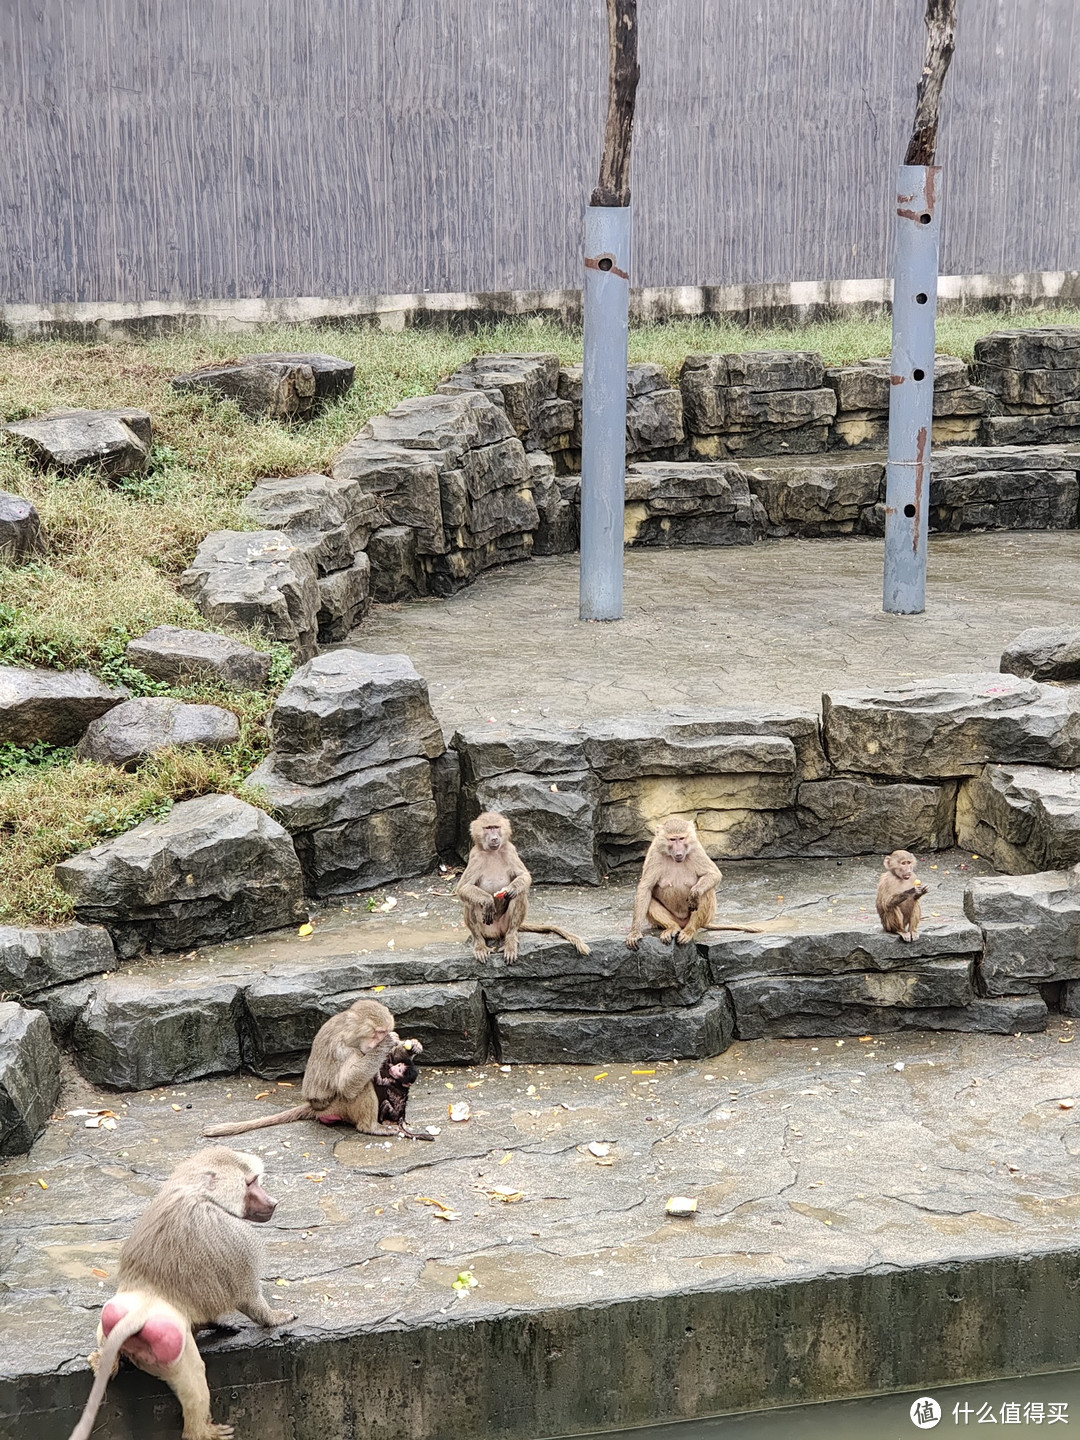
left=2, top=0, right=1078, bottom=305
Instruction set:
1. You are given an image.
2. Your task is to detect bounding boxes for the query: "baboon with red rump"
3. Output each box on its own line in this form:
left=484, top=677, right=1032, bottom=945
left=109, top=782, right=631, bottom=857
left=456, top=811, right=590, bottom=961
left=67, top=1147, right=292, bottom=1440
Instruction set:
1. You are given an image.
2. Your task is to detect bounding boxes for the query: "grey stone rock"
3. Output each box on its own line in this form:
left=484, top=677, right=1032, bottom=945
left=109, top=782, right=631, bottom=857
left=727, top=977, right=1043, bottom=1039
left=982, top=411, right=1080, bottom=447
left=700, top=918, right=982, bottom=982
left=180, top=530, right=320, bottom=658
left=240, top=977, right=488, bottom=1075
left=928, top=446, right=1078, bottom=531
left=172, top=353, right=354, bottom=420
left=956, top=764, right=1080, bottom=873
left=0, top=1003, right=62, bottom=1155
left=441, top=354, right=561, bottom=445
left=529, top=453, right=578, bottom=554
left=243, top=473, right=379, bottom=568
left=1062, top=982, right=1080, bottom=1017
left=0, top=923, right=114, bottom=997
left=362, top=390, right=515, bottom=456
left=0, top=492, right=42, bottom=561
left=268, top=650, right=445, bottom=784
left=3, top=408, right=151, bottom=479
left=316, top=555, right=371, bottom=643
left=55, top=794, right=308, bottom=957
left=625, top=367, right=684, bottom=456
left=331, top=440, right=445, bottom=556
left=747, top=459, right=884, bottom=534
left=623, top=462, right=763, bottom=546
left=1001, top=625, right=1080, bottom=683
left=293, top=800, right=439, bottom=897
left=495, top=990, right=735, bottom=1064
left=659, top=707, right=828, bottom=782
left=453, top=726, right=588, bottom=782
left=584, top=723, right=796, bottom=782
left=432, top=749, right=462, bottom=858
left=0, top=666, right=125, bottom=746
left=795, top=778, right=957, bottom=856
left=974, top=327, right=1080, bottom=375
left=471, top=771, right=600, bottom=885
left=245, top=754, right=433, bottom=832
left=965, top=868, right=1080, bottom=995
left=125, top=627, right=272, bottom=692
left=367, top=525, right=423, bottom=601
left=68, top=978, right=242, bottom=1088
left=822, top=673, right=1080, bottom=778
left=728, top=961, right=976, bottom=1039
left=75, top=696, right=240, bottom=769
left=481, top=935, right=706, bottom=1012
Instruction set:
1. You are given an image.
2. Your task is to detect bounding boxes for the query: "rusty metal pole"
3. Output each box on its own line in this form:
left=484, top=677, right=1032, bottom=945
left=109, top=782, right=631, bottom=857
left=883, top=0, right=956, bottom=615
left=882, top=166, right=941, bottom=615
left=580, top=0, right=638, bottom=622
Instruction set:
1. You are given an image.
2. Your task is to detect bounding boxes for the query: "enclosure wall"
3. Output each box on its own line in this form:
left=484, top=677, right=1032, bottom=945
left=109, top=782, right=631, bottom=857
left=1, top=0, right=1078, bottom=307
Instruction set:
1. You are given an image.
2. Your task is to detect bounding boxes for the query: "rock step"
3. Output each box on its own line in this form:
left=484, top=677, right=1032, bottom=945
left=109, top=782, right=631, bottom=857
left=24, top=896, right=1060, bottom=1088
left=0, top=1002, right=61, bottom=1155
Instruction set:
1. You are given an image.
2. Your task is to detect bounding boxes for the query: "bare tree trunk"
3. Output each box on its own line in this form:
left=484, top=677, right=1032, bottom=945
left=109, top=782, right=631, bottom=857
left=903, top=0, right=958, bottom=166
left=591, top=0, right=640, bottom=207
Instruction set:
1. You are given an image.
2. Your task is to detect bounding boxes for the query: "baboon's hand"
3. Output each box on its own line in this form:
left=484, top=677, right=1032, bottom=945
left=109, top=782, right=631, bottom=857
left=625, top=929, right=642, bottom=951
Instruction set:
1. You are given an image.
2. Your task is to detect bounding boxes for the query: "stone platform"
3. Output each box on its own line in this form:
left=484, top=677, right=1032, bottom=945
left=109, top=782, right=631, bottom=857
left=4, top=1017, right=1080, bottom=1439
left=356, top=532, right=1080, bottom=727
left=22, top=851, right=1063, bottom=1092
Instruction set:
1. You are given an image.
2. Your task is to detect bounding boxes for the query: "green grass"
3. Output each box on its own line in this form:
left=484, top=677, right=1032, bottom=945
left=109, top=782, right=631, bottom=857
left=1, top=305, right=1077, bottom=926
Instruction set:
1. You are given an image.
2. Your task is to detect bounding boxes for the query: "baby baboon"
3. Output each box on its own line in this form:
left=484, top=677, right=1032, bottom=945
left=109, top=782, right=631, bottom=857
left=626, top=815, right=763, bottom=950
left=876, top=849, right=928, bottom=942
left=456, top=811, right=590, bottom=961
left=204, top=999, right=399, bottom=1138
left=374, top=1037, right=433, bottom=1140
left=68, top=1147, right=291, bottom=1440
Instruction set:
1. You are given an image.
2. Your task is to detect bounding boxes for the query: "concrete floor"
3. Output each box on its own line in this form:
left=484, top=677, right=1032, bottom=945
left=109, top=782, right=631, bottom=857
left=356, top=533, right=1080, bottom=731
left=5, top=1014, right=1080, bottom=1433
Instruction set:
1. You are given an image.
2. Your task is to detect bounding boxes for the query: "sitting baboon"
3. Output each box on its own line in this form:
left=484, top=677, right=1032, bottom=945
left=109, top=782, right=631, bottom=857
left=456, top=811, right=590, bottom=961
left=876, top=849, right=928, bottom=942
left=626, top=815, right=763, bottom=949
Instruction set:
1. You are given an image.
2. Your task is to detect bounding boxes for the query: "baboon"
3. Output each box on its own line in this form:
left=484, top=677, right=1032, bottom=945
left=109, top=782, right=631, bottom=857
left=626, top=815, right=764, bottom=950
left=68, top=1147, right=291, bottom=1440
left=876, top=849, right=928, bottom=942
left=204, top=999, right=399, bottom=1137
left=456, top=811, right=590, bottom=961
left=374, top=1037, right=433, bottom=1140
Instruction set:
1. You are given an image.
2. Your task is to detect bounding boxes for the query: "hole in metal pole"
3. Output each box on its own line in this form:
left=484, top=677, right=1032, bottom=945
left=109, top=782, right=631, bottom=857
left=903, top=503, right=917, bottom=518
left=915, top=292, right=928, bottom=304
left=597, top=257, right=614, bottom=272
left=919, top=213, right=932, bottom=224
left=912, top=368, right=926, bottom=381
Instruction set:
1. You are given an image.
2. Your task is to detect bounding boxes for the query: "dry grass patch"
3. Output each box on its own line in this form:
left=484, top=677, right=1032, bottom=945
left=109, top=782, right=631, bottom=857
left=1, top=306, right=1077, bottom=925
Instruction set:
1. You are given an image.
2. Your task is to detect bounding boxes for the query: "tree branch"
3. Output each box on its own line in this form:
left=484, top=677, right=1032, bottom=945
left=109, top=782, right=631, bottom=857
left=591, top=0, right=640, bottom=206
left=904, top=0, right=958, bottom=166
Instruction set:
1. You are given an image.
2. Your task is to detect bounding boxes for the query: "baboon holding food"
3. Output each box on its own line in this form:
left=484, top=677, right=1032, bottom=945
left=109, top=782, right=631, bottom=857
left=455, top=811, right=590, bottom=961
left=68, top=1147, right=291, bottom=1440
left=876, top=849, right=928, bottom=942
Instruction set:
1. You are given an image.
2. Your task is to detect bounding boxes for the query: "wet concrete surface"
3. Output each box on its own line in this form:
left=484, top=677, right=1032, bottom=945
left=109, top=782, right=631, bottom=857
left=355, top=533, right=1080, bottom=732
left=5, top=979, right=1080, bottom=1428
left=127, top=848, right=1000, bottom=986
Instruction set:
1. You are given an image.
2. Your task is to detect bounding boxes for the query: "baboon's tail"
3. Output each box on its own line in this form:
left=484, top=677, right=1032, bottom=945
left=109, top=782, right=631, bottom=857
left=203, top=1105, right=313, bottom=1137
left=519, top=922, right=591, bottom=955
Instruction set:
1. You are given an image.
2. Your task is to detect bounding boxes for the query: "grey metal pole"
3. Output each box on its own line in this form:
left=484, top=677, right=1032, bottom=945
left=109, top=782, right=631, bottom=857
left=883, top=164, right=941, bottom=615
left=579, top=204, right=631, bottom=622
